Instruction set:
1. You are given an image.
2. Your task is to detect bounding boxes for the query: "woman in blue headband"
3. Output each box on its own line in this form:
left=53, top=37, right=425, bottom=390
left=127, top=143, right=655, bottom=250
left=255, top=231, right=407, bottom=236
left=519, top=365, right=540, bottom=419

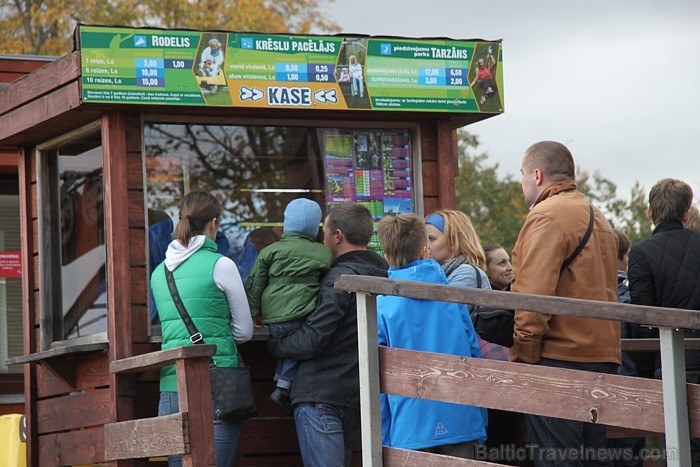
left=425, top=210, right=491, bottom=289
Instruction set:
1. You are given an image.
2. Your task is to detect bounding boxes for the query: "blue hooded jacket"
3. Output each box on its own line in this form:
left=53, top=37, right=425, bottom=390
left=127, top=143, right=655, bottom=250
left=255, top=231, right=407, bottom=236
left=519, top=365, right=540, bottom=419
left=377, top=259, right=487, bottom=450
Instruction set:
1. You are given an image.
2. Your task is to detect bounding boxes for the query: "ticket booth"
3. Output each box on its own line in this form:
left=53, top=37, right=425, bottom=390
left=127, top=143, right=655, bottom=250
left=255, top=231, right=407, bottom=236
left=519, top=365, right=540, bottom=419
left=0, top=25, right=503, bottom=465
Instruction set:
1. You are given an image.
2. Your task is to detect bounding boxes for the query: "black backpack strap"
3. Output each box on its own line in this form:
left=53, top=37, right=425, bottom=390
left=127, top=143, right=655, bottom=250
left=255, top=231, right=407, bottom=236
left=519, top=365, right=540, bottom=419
left=561, top=204, right=594, bottom=272
left=165, top=266, right=205, bottom=345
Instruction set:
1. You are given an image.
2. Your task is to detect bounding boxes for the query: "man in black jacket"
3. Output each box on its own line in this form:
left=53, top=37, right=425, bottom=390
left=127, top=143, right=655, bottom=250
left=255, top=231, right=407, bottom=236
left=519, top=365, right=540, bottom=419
left=628, top=178, right=700, bottom=463
left=267, top=203, right=389, bottom=467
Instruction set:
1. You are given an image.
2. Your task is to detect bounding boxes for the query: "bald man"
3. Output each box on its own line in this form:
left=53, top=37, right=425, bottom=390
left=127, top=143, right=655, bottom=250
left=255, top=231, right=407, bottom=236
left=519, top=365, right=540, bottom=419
left=511, top=141, right=621, bottom=466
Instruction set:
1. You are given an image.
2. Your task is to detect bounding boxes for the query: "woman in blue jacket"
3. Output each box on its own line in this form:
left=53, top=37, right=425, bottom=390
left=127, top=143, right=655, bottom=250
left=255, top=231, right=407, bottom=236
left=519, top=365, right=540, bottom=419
left=376, top=214, right=486, bottom=458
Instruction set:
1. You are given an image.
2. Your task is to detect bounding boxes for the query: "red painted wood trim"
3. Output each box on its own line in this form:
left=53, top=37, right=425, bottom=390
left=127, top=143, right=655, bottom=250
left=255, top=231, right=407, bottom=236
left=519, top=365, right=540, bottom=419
left=0, top=81, right=82, bottom=142
left=18, top=146, right=38, bottom=466
left=0, top=53, right=79, bottom=116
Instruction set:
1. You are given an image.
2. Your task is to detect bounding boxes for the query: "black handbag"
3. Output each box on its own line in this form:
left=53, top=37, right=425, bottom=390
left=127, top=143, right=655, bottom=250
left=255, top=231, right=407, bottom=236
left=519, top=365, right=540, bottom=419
left=469, top=204, right=595, bottom=348
left=469, top=265, right=515, bottom=348
left=165, top=267, right=258, bottom=422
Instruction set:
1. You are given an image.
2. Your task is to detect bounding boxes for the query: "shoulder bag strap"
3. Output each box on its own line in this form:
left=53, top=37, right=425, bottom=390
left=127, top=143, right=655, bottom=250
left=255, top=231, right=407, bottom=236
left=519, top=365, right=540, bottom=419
left=560, top=204, right=594, bottom=272
left=469, top=263, right=483, bottom=289
left=164, top=267, right=205, bottom=345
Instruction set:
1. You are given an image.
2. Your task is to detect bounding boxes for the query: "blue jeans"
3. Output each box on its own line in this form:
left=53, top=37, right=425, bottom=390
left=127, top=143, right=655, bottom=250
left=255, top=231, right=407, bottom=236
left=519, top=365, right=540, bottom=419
left=525, top=358, right=618, bottom=467
left=158, top=391, right=243, bottom=467
left=267, top=318, right=304, bottom=389
left=294, top=402, right=360, bottom=467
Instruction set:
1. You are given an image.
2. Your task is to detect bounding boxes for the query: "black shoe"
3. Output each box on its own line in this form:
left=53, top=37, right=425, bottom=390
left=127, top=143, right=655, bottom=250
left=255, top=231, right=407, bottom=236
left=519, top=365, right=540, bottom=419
left=269, top=388, right=293, bottom=415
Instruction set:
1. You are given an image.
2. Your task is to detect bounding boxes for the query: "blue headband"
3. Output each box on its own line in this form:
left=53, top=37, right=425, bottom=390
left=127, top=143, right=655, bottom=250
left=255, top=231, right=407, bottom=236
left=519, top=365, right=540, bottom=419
left=425, top=214, right=445, bottom=232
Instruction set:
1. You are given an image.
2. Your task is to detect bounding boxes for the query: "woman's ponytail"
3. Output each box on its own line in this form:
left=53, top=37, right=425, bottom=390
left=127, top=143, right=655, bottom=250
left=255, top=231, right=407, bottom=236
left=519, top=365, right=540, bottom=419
left=173, top=192, right=223, bottom=247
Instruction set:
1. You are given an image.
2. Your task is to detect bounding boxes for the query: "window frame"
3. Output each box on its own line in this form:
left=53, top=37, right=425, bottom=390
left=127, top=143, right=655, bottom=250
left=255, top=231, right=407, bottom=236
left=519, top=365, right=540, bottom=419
left=35, top=121, right=106, bottom=350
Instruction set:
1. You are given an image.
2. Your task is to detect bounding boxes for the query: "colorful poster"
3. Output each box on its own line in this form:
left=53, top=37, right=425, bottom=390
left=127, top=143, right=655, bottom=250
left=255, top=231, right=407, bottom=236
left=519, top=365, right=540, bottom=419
left=322, top=129, right=414, bottom=228
left=79, top=25, right=503, bottom=113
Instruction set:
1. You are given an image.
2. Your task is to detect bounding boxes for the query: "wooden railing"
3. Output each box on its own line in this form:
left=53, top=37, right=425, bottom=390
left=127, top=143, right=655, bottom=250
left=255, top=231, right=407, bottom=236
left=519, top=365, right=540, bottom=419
left=335, top=275, right=700, bottom=467
left=104, top=344, right=218, bottom=466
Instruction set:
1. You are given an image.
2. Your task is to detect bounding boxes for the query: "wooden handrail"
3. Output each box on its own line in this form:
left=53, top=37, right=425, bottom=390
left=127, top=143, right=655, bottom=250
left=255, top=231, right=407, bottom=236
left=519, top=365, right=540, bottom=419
left=335, top=275, right=700, bottom=330
left=105, top=344, right=217, bottom=465
left=110, top=344, right=216, bottom=374
left=339, top=275, right=697, bottom=467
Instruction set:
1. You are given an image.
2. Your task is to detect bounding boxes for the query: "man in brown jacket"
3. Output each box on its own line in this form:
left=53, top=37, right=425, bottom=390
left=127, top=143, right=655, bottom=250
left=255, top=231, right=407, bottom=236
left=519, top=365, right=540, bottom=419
left=511, top=141, right=621, bottom=466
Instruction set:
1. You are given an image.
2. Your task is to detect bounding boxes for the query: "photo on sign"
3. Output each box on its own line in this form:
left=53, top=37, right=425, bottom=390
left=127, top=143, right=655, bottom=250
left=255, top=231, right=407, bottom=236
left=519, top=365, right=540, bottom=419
left=194, top=33, right=230, bottom=103
left=353, top=131, right=381, bottom=169
left=469, top=42, right=502, bottom=112
left=336, top=37, right=370, bottom=109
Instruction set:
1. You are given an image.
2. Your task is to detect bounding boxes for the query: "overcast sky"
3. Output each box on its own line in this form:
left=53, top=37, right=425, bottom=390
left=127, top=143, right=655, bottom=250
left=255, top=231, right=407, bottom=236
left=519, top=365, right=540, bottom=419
left=325, top=0, right=700, bottom=201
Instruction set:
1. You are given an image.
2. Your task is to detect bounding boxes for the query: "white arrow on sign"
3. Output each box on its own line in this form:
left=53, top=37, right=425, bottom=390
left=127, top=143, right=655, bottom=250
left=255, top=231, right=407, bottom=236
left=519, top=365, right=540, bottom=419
left=313, top=88, right=338, bottom=104
left=240, top=86, right=264, bottom=102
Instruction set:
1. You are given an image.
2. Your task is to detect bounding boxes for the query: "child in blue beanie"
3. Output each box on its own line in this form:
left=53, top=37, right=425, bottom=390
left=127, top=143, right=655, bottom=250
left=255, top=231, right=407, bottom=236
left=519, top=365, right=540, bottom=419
left=245, top=198, right=333, bottom=414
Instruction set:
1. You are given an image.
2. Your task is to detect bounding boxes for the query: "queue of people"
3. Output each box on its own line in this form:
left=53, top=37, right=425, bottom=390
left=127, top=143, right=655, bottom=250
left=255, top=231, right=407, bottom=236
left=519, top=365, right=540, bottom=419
left=150, top=140, right=700, bottom=466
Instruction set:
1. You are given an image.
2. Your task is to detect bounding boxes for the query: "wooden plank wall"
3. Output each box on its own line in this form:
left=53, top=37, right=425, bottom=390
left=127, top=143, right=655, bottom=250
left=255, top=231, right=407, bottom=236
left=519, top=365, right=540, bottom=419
left=124, top=115, right=149, bottom=344
left=420, top=122, right=439, bottom=214
left=23, top=142, right=115, bottom=466
left=17, top=112, right=152, bottom=467
left=420, top=121, right=458, bottom=215
left=235, top=340, right=362, bottom=465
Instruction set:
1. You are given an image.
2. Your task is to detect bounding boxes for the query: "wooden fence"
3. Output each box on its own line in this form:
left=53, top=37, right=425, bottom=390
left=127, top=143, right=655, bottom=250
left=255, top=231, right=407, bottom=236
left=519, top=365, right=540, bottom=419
left=335, top=275, right=700, bottom=467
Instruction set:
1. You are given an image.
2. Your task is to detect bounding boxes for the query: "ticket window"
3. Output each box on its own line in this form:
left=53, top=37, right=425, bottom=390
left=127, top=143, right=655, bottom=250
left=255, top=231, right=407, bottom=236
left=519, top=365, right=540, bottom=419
left=144, top=123, right=416, bottom=314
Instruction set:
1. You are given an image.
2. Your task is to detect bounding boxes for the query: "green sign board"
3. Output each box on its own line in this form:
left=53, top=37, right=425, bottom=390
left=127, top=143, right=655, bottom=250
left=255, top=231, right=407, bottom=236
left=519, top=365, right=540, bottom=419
left=79, top=25, right=503, bottom=113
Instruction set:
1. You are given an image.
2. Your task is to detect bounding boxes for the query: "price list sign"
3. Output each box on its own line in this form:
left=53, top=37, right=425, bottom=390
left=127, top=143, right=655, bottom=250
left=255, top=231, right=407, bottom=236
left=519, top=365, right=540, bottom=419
left=80, top=26, right=207, bottom=105
left=79, top=25, right=502, bottom=114
left=322, top=128, right=414, bottom=221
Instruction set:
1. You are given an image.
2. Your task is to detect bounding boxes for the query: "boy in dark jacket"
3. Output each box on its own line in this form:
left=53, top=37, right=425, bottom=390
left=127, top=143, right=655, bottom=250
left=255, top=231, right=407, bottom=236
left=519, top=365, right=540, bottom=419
left=246, top=198, right=332, bottom=413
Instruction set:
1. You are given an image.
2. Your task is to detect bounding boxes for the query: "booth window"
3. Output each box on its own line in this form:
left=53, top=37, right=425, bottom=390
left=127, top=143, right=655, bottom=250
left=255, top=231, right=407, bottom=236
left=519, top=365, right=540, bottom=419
left=38, top=127, right=107, bottom=346
left=144, top=123, right=415, bottom=317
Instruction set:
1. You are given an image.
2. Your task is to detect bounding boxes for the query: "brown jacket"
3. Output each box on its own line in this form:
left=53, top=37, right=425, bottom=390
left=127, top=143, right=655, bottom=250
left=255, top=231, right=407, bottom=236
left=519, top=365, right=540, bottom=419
left=510, top=180, right=621, bottom=364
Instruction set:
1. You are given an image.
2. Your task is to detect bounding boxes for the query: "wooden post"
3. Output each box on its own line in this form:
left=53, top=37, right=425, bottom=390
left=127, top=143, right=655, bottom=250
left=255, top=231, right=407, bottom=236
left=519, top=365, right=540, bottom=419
left=177, top=358, right=217, bottom=467
left=659, top=327, right=691, bottom=466
left=357, top=293, right=383, bottom=466
left=103, top=112, right=135, bottom=467
left=18, top=146, right=38, bottom=466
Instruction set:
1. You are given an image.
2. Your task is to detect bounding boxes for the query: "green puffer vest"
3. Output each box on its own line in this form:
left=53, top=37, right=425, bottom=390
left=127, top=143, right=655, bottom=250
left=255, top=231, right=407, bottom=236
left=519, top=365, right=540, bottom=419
left=151, top=237, right=238, bottom=392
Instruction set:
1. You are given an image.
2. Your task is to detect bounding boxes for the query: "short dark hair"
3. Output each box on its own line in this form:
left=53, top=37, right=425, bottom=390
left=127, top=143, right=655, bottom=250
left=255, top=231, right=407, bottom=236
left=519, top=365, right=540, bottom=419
left=377, top=214, right=426, bottom=267
left=648, top=178, right=693, bottom=224
left=327, top=203, right=373, bottom=246
left=523, top=141, right=576, bottom=182
left=614, top=229, right=630, bottom=261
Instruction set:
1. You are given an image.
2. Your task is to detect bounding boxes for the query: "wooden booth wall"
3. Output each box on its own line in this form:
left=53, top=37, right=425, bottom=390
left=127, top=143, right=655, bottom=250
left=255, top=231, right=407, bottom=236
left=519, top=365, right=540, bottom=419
left=17, top=118, right=458, bottom=466
left=6, top=52, right=464, bottom=465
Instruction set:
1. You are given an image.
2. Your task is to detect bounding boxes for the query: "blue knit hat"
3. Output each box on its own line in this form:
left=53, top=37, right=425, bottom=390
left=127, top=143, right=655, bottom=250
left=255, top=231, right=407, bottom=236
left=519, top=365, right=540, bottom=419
left=284, top=198, right=322, bottom=238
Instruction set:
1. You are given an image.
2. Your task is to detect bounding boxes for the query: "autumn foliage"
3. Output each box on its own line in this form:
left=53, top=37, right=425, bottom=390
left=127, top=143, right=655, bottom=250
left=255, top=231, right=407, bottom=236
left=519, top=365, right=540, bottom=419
left=0, top=0, right=338, bottom=56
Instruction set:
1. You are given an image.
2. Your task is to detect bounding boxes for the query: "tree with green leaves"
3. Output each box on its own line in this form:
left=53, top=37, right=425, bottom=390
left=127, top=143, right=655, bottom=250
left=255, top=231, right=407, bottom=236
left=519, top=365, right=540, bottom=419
left=0, top=0, right=337, bottom=56
left=454, top=130, right=653, bottom=252
left=454, top=131, right=529, bottom=253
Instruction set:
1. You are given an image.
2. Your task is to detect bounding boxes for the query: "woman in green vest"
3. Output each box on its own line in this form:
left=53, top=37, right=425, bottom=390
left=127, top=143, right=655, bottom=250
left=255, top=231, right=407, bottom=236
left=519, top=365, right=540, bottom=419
left=151, top=191, right=254, bottom=467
